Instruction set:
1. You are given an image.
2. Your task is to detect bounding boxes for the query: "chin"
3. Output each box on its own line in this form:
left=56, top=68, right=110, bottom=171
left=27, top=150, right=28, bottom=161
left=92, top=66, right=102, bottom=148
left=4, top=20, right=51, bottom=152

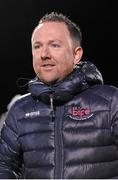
left=43, top=78, right=59, bottom=85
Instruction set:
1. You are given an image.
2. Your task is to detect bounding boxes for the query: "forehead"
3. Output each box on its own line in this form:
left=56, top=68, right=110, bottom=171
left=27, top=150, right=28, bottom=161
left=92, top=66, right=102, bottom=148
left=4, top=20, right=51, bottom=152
left=31, top=22, right=71, bottom=42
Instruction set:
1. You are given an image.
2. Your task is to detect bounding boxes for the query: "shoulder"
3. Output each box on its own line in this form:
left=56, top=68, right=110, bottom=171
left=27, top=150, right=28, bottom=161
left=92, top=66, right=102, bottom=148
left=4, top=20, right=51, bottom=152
left=5, top=93, right=36, bottom=122
left=11, top=93, right=31, bottom=106
left=88, top=84, right=118, bottom=102
left=90, top=84, right=118, bottom=94
left=8, top=93, right=34, bottom=113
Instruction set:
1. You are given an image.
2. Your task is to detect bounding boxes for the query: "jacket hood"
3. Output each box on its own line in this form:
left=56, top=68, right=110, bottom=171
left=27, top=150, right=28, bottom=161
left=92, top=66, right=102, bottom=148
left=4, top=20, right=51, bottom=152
left=28, top=61, right=103, bottom=105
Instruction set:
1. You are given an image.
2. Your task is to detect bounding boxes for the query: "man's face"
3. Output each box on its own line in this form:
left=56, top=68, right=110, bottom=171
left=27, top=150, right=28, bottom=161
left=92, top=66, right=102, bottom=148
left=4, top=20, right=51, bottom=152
left=31, top=22, right=82, bottom=84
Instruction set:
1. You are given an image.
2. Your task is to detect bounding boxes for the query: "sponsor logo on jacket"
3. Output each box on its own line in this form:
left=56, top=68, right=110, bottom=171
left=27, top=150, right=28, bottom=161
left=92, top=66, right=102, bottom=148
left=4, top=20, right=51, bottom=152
left=25, top=111, right=40, bottom=118
left=66, top=106, right=93, bottom=120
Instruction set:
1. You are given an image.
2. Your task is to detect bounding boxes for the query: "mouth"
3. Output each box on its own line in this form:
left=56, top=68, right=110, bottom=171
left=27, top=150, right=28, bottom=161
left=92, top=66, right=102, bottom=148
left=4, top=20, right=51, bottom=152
left=41, top=64, right=55, bottom=70
left=42, top=64, right=55, bottom=67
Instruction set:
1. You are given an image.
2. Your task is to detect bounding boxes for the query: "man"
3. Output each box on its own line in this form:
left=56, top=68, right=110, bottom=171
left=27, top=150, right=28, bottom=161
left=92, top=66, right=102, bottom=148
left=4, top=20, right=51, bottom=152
left=0, top=12, right=118, bottom=179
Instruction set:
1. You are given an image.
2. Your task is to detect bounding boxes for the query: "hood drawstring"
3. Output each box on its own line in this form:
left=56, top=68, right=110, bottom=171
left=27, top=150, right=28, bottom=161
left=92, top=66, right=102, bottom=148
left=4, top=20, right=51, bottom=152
left=50, top=94, right=55, bottom=121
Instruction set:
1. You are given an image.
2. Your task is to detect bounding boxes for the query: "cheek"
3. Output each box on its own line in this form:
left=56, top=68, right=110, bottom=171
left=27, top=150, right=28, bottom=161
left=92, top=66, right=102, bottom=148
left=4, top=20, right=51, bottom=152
left=33, top=59, right=40, bottom=73
left=62, top=55, right=74, bottom=72
left=32, top=51, right=41, bottom=64
left=63, top=52, right=74, bottom=67
left=32, top=53, right=41, bottom=65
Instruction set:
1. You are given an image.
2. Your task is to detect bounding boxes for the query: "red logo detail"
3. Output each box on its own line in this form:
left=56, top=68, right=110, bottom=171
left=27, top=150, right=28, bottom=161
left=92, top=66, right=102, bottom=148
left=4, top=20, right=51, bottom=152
left=68, top=106, right=92, bottom=120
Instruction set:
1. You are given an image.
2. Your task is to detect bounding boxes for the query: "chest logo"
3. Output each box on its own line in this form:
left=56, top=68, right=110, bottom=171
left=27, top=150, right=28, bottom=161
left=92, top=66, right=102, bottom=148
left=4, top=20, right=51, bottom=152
left=66, top=106, right=93, bottom=120
left=25, top=111, right=40, bottom=118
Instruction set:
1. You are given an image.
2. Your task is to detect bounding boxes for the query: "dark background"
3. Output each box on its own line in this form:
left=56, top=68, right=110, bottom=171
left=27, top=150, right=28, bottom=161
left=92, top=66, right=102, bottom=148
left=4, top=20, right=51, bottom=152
left=0, top=0, right=117, bottom=114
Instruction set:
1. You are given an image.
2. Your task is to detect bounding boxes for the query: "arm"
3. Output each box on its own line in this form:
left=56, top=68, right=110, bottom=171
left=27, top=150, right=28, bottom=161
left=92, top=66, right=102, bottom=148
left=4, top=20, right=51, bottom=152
left=111, top=88, right=118, bottom=145
left=0, top=106, right=22, bottom=179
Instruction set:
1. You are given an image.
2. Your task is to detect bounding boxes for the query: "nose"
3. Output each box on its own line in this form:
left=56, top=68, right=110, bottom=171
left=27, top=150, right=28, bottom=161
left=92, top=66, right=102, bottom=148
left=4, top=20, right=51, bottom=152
left=41, top=46, right=51, bottom=60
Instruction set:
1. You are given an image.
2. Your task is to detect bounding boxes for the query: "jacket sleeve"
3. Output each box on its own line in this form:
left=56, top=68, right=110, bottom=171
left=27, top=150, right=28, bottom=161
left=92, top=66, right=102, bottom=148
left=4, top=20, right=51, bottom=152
left=0, top=105, right=22, bottom=179
left=111, top=88, right=118, bottom=146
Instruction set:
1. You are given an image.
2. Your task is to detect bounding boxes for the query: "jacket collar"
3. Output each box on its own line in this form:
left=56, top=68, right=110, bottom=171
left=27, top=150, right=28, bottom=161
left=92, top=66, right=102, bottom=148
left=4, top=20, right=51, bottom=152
left=28, top=61, right=103, bottom=104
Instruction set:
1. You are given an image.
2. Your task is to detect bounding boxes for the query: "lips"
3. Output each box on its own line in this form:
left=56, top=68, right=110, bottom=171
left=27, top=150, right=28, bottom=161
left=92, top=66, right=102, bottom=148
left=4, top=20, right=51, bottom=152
left=41, top=64, right=55, bottom=70
left=42, top=64, right=55, bottom=67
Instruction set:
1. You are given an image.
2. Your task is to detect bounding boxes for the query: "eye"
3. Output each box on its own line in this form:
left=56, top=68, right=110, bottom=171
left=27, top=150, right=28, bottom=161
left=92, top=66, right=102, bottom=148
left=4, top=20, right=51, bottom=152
left=33, top=43, right=41, bottom=50
left=51, top=43, right=60, bottom=48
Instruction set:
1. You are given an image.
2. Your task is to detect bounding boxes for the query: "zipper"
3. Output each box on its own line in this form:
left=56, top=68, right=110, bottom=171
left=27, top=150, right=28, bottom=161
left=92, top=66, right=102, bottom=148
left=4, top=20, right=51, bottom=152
left=49, top=94, right=64, bottom=178
left=54, top=105, right=64, bottom=179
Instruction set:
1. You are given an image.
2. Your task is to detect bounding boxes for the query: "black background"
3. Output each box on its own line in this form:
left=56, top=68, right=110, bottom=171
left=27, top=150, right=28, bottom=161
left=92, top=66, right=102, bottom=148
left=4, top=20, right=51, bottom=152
left=0, top=0, right=118, bottom=114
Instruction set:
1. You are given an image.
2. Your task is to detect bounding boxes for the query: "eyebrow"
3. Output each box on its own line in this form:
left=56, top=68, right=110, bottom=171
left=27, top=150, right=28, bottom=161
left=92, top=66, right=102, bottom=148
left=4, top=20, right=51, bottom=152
left=32, top=39, right=62, bottom=45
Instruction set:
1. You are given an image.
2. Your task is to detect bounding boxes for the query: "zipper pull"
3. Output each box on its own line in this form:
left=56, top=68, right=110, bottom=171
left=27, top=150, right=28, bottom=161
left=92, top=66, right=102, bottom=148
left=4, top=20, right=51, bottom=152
left=50, top=94, right=55, bottom=121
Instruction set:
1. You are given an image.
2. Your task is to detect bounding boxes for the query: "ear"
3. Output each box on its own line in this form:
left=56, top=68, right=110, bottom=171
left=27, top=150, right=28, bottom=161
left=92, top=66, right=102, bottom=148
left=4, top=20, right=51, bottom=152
left=73, top=46, right=83, bottom=65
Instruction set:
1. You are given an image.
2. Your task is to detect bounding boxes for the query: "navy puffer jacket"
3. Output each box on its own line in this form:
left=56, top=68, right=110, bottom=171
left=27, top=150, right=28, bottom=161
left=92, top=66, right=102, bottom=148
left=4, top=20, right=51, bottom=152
left=0, top=61, right=118, bottom=179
